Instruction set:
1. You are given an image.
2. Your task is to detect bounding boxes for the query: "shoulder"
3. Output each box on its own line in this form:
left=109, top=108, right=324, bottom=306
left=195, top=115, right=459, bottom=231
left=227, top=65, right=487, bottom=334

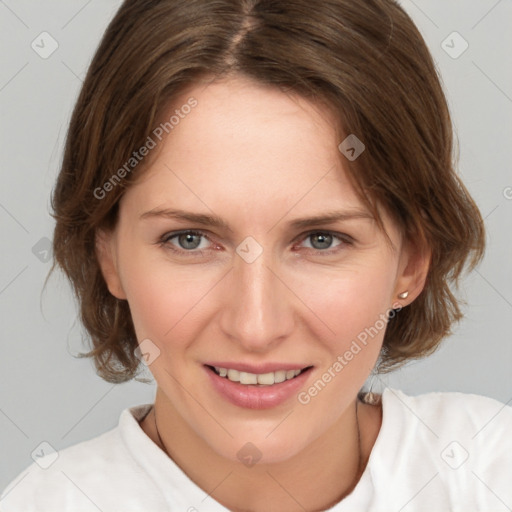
left=380, top=387, right=512, bottom=460
left=1, top=427, right=123, bottom=512
left=368, top=387, right=512, bottom=509
left=383, top=386, right=512, bottom=432
left=0, top=404, right=164, bottom=512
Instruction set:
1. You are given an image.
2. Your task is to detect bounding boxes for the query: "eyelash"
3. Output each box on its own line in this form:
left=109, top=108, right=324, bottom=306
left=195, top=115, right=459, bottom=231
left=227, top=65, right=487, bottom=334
left=158, top=229, right=354, bottom=257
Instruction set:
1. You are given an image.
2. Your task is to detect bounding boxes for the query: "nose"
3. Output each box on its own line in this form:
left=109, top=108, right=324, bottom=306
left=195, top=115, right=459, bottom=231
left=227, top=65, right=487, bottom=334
left=218, top=246, right=295, bottom=352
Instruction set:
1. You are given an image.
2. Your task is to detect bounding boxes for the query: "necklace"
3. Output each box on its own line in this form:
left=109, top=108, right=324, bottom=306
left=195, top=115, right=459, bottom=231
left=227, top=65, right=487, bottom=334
left=152, top=397, right=364, bottom=502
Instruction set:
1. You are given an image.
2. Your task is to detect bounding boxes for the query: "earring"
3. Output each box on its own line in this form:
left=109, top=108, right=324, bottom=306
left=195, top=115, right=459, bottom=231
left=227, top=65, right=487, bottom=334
left=397, top=291, right=409, bottom=299
left=362, top=372, right=380, bottom=405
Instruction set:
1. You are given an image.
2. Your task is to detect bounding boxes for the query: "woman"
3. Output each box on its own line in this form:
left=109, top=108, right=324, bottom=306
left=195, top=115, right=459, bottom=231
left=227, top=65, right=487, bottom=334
left=1, top=0, right=510, bottom=510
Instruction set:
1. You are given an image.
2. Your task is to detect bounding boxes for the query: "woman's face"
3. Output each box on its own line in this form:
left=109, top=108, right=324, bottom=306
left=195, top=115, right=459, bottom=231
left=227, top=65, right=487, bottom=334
left=99, top=76, right=420, bottom=464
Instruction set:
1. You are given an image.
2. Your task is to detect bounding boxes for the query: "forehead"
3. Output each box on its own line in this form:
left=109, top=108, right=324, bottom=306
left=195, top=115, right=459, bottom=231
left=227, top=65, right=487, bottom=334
left=127, top=77, right=353, bottom=198
left=160, top=76, right=340, bottom=169
left=118, top=76, right=398, bottom=245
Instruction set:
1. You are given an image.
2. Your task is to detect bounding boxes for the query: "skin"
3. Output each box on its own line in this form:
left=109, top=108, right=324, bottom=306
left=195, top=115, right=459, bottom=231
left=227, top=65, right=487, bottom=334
left=96, top=75, right=430, bottom=511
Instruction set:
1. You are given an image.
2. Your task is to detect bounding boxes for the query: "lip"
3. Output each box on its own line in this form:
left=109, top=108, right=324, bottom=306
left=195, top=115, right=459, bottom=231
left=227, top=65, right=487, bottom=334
left=204, top=364, right=313, bottom=410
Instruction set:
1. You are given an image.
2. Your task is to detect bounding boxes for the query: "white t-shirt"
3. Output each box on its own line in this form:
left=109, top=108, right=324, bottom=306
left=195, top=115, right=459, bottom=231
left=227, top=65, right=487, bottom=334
left=1, top=387, right=511, bottom=512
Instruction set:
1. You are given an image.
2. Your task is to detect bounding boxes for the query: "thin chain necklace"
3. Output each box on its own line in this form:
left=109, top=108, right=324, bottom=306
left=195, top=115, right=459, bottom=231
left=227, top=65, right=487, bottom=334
left=152, top=398, right=364, bottom=504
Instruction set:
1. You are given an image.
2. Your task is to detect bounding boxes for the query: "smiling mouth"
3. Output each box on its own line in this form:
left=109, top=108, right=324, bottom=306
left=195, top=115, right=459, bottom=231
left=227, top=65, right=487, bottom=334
left=206, top=365, right=313, bottom=386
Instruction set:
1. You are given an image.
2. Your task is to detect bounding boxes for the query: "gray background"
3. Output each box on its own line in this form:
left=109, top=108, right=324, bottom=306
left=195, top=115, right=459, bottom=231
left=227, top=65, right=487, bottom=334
left=1, top=0, right=511, bottom=493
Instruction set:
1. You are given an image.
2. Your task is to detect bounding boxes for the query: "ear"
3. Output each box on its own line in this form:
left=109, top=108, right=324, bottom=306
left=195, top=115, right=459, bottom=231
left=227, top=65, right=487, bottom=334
left=95, top=228, right=127, bottom=300
left=393, top=235, right=431, bottom=307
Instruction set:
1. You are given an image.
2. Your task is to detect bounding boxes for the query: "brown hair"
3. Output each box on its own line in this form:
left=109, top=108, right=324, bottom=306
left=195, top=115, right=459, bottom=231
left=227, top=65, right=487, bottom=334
left=50, top=0, right=485, bottom=382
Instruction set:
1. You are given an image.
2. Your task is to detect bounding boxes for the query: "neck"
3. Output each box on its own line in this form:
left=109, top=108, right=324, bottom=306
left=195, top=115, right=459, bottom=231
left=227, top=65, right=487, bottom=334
left=141, top=389, right=381, bottom=512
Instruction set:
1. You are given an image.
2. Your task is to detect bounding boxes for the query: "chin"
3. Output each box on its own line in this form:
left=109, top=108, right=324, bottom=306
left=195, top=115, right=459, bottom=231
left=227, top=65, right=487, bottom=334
left=206, top=423, right=318, bottom=467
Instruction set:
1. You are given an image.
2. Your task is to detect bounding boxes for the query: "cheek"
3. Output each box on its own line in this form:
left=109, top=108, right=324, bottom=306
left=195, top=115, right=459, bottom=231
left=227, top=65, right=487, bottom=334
left=119, top=252, right=219, bottom=344
left=293, top=261, right=395, bottom=356
left=292, top=266, right=394, bottom=422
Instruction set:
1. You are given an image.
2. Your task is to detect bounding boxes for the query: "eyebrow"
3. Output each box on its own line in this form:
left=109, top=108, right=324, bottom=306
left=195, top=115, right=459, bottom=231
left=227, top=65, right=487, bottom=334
left=139, top=207, right=374, bottom=231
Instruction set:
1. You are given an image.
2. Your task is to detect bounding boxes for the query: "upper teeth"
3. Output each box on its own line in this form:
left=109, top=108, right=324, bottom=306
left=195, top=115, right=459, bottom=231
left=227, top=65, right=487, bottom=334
left=214, top=367, right=302, bottom=385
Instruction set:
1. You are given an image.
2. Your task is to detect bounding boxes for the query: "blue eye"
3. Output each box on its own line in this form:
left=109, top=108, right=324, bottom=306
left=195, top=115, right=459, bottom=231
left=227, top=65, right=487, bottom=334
left=159, top=229, right=352, bottom=257
left=160, top=230, right=211, bottom=253
left=174, top=232, right=204, bottom=250
left=302, top=232, right=340, bottom=251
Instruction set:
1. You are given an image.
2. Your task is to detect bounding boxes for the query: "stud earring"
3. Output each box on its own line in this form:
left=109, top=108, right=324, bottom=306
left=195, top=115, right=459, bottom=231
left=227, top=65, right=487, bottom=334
left=397, top=291, right=409, bottom=299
